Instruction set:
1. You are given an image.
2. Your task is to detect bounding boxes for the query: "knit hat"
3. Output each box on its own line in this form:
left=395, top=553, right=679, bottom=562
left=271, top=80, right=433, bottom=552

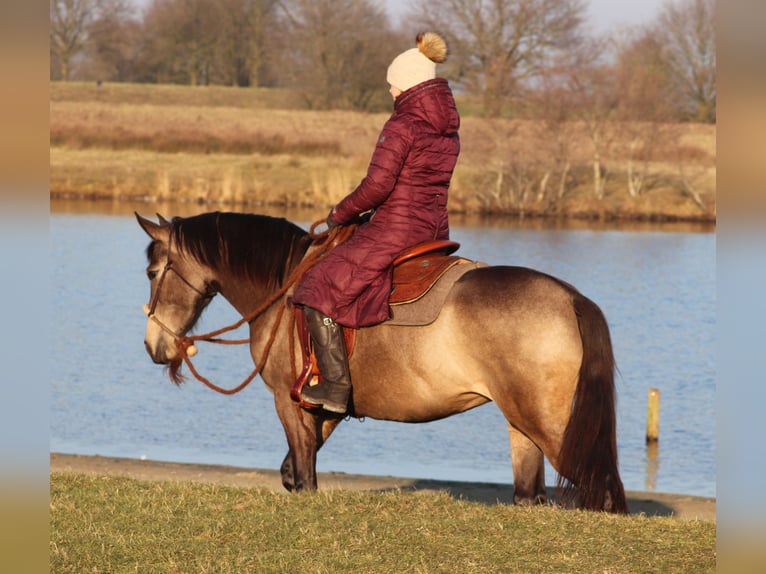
left=386, top=32, right=448, bottom=92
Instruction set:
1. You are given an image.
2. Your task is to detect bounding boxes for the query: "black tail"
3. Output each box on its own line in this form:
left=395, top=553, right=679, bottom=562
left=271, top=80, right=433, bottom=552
left=556, top=292, right=628, bottom=513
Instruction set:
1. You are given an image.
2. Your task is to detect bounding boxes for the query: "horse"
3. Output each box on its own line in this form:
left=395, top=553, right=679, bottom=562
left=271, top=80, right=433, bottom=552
left=136, top=211, right=628, bottom=513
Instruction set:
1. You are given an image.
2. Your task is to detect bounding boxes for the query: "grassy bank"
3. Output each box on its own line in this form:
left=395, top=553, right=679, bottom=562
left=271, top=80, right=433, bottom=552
left=50, top=472, right=716, bottom=573
left=50, top=82, right=716, bottom=222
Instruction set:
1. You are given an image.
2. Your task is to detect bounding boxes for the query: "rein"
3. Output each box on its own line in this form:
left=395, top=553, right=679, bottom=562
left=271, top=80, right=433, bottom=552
left=159, top=219, right=355, bottom=395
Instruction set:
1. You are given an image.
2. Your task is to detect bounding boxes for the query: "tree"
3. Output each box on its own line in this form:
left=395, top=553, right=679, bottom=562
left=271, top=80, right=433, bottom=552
left=140, top=0, right=224, bottom=85
left=275, top=0, right=405, bottom=110
left=614, top=30, right=675, bottom=123
left=559, top=39, right=619, bottom=200
left=213, top=0, right=279, bottom=87
left=50, top=0, right=94, bottom=81
left=531, top=71, right=580, bottom=202
left=85, top=0, right=141, bottom=81
left=654, top=0, right=716, bottom=122
left=135, top=0, right=279, bottom=86
left=406, top=0, right=587, bottom=117
left=609, top=29, right=675, bottom=196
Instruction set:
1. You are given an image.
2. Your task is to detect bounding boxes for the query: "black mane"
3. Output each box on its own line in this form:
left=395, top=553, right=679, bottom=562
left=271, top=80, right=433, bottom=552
left=169, top=212, right=311, bottom=289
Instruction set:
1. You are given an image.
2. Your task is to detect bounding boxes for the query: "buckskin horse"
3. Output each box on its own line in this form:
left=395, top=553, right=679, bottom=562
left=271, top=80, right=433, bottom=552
left=136, top=211, right=627, bottom=513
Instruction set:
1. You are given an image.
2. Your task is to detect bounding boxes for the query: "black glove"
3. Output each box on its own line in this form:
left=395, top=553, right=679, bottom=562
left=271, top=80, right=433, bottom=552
left=326, top=208, right=339, bottom=230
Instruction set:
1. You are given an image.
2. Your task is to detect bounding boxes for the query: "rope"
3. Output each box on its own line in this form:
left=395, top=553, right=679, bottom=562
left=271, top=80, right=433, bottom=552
left=174, top=219, right=355, bottom=395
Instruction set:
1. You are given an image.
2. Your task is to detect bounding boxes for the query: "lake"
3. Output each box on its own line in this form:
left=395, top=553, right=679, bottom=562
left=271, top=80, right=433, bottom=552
left=50, top=200, right=715, bottom=498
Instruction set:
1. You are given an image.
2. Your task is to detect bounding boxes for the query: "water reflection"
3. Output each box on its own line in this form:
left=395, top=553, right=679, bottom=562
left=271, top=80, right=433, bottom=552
left=645, top=442, right=660, bottom=492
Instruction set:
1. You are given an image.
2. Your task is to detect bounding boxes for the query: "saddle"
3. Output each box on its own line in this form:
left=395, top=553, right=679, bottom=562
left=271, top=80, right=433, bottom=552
left=389, top=240, right=461, bottom=304
left=290, top=239, right=475, bottom=406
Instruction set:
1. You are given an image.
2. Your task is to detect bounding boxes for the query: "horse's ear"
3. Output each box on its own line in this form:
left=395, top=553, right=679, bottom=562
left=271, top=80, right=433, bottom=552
left=156, top=213, right=170, bottom=226
left=135, top=212, right=168, bottom=240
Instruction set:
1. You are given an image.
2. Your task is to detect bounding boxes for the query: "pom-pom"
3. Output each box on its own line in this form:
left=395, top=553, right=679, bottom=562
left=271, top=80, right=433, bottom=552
left=416, top=32, right=448, bottom=64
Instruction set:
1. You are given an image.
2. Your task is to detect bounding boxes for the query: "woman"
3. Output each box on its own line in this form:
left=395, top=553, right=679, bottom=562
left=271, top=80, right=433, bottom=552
left=293, top=32, right=461, bottom=414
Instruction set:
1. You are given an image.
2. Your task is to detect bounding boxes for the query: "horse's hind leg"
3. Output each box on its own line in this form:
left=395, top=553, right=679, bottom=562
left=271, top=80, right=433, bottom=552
left=508, top=423, right=547, bottom=506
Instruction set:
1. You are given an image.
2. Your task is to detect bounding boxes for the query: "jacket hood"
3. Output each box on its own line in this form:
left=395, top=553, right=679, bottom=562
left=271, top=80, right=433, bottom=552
left=394, top=78, right=460, bottom=136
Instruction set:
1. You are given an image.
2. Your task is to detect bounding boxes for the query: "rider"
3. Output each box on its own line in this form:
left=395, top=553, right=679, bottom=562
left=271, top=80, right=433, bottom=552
left=293, top=32, right=461, bottom=414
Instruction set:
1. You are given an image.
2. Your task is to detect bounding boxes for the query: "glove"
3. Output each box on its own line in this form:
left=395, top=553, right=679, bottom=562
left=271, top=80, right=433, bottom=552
left=326, top=208, right=339, bottom=230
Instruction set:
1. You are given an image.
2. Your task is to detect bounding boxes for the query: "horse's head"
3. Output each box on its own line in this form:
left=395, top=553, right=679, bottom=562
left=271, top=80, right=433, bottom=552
left=136, top=213, right=217, bottom=375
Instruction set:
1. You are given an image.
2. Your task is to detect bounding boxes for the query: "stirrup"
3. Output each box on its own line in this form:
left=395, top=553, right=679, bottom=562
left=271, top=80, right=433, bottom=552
left=300, top=380, right=349, bottom=414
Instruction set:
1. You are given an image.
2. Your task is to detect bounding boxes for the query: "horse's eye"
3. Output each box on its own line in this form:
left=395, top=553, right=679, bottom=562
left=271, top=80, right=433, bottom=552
left=147, top=270, right=158, bottom=280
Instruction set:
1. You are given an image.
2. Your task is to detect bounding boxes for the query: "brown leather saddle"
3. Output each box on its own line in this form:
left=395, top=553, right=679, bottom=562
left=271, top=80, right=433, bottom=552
left=290, top=239, right=463, bottom=406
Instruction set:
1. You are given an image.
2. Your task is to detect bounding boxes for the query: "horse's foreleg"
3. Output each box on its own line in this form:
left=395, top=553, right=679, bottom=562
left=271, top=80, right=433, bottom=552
left=279, top=450, right=297, bottom=492
left=274, top=392, right=321, bottom=492
left=508, top=423, right=547, bottom=506
left=274, top=392, right=345, bottom=492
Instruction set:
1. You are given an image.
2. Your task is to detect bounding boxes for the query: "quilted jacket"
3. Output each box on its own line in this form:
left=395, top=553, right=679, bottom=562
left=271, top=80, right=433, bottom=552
left=293, top=78, right=460, bottom=327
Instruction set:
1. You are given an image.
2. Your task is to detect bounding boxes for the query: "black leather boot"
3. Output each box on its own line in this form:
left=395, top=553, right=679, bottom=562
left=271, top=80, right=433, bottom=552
left=300, top=307, right=352, bottom=414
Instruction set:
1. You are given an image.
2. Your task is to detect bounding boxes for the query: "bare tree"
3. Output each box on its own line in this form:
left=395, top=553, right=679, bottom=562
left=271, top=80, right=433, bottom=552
left=275, top=0, right=400, bottom=110
left=562, top=40, right=619, bottom=200
left=140, top=0, right=224, bottom=85
left=85, top=0, right=140, bottom=81
left=50, top=0, right=94, bottom=81
left=214, top=0, right=279, bottom=86
left=406, top=0, right=587, bottom=117
left=614, top=30, right=675, bottom=123
left=611, top=30, right=676, bottom=196
left=654, top=0, right=716, bottom=122
left=532, top=71, right=581, bottom=203
left=471, top=120, right=520, bottom=210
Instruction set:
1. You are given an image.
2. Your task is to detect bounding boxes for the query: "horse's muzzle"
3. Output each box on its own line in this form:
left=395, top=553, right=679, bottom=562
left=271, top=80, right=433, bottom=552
left=145, top=339, right=171, bottom=365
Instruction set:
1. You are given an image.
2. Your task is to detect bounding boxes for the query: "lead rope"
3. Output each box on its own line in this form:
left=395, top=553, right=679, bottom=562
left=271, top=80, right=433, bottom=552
left=176, top=219, right=356, bottom=395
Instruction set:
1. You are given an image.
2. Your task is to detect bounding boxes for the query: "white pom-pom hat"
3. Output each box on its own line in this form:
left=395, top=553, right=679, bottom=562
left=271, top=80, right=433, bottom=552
left=387, top=32, right=448, bottom=92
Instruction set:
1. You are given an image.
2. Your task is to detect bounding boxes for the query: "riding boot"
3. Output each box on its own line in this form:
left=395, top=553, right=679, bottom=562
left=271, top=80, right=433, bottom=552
left=300, top=307, right=352, bottom=414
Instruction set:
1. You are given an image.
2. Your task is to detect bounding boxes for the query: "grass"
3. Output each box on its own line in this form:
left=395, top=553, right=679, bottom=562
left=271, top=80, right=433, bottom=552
left=49, top=81, right=716, bottom=222
left=50, top=472, right=716, bottom=573
left=50, top=81, right=307, bottom=110
left=50, top=146, right=359, bottom=207
left=49, top=102, right=348, bottom=156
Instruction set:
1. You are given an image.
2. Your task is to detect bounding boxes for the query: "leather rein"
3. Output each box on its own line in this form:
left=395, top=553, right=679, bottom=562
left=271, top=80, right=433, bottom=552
left=144, top=219, right=353, bottom=395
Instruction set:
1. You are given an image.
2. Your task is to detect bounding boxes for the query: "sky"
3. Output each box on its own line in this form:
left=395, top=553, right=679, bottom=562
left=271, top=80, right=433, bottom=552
left=383, top=0, right=667, bottom=34
left=583, top=0, right=666, bottom=33
left=131, top=0, right=668, bottom=35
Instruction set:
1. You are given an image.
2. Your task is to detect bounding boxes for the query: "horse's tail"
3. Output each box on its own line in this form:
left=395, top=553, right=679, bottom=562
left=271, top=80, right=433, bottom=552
left=557, top=292, right=628, bottom=513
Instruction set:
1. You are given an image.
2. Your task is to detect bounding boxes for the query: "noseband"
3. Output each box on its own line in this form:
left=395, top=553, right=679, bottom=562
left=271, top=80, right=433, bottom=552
left=143, top=244, right=216, bottom=342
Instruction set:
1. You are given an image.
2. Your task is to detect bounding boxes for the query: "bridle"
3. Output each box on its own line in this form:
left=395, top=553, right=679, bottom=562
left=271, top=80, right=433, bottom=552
left=143, top=219, right=356, bottom=394
left=143, top=243, right=217, bottom=342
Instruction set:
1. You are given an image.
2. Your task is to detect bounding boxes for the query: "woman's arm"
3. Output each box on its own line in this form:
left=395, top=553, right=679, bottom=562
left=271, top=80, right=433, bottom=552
left=331, top=121, right=413, bottom=224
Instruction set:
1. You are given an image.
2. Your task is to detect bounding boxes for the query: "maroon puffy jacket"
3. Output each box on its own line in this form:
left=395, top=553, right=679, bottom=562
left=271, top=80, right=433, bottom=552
left=293, top=78, right=460, bottom=328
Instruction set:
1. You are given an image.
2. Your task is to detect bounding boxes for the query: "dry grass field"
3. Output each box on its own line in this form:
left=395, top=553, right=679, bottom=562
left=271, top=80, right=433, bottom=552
left=50, top=82, right=716, bottom=222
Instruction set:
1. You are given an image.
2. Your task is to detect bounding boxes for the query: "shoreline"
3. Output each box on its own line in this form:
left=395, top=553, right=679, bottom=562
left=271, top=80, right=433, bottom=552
left=50, top=192, right=717, bottom=226
left=50, top=452, right=715, bottom=522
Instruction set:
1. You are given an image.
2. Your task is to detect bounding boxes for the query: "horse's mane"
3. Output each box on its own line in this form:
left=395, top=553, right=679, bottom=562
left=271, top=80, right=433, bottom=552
left=169, top=212, right=311, bottom=289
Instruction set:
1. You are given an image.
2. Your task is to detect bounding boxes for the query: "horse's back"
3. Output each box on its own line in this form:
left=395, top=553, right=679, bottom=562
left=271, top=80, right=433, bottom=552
left=446, top=265, right=581, bottom=335
left=349, top=265, right=584, bottom=421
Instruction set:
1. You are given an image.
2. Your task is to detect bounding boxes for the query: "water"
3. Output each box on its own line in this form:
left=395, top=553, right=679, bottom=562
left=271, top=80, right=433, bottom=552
left=50, top=205, right=715, bottom=498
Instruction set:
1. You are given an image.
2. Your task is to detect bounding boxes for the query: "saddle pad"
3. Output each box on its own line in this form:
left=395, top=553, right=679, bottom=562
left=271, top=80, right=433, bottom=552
left=388, top=260, right=487, bottom=326
left=390, top=255, right=466, bottom=305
